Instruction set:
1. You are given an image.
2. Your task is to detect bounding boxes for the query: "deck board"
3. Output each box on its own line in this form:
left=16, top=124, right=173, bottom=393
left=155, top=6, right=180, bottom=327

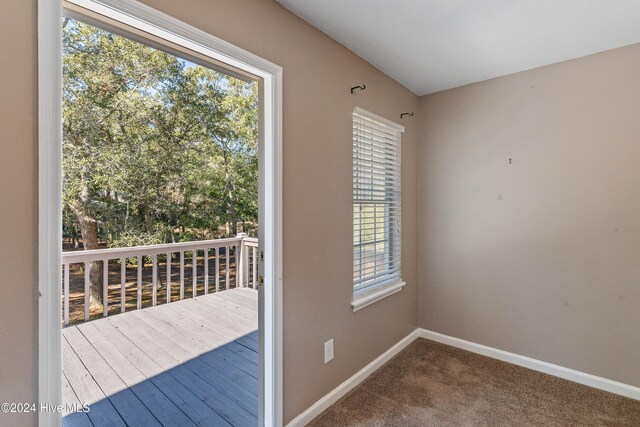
left=62, top=373, right=93, bottom=427
left=206, top=346, right=258, bottom=379
left=76, top=322, right=195, bottom=427
left=196, top=295, right=256, bottom=320
left=235, top=336, right=259, bottom=353
left=223, top=342, right=259, bottom=365
left=63, top=288, right=258, bottom=427
left=63, top=338, right=126, bottom=426
left=171, top=363, right=256, bottom=427
left=65, top=327, right=163, bottom=426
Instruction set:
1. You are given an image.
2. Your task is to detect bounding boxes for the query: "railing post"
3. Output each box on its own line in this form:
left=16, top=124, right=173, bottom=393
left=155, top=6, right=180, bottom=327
left=244, top=242, right=250, bottom=288
left=136, top=256, right=142, bottom=310
left=103, top=259, right=109, bottom=317
left=63, top=263, right=69, bottom=325
left=120, top=257, right=126, bottom=313
left=215, top=247, right=220, bottom=293
left=152, top=254, right=157, bottom=306
left=84, top=262, right=90, bottom=321
left=236, top=233, right=247, bottom=287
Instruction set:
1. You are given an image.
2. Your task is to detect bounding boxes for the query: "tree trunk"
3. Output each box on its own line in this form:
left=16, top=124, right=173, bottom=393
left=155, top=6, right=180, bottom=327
left=223, top=153, right=237, bottom=237
left=71, top=165, right=103, bottom=308
left=143, top=204, right=154, bottom=233
left=71, top=204, right=103, bottom=308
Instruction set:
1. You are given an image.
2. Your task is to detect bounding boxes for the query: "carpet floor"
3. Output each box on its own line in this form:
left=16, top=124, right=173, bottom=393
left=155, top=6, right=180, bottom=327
left=309, top=338, right=640, bottom=426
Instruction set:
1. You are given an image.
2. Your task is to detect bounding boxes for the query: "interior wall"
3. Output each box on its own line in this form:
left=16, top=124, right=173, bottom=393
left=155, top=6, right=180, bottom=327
left=0, top=0, right=38, bottom=425
left=418, top=43, right=640, bottom=388
left=134, top=0, right=421, bottom=420
left=0, top=0, right=418, bottom=424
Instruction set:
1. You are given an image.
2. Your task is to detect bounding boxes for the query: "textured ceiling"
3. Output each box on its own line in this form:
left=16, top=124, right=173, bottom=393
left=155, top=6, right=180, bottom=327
left=277, top=0, right=640, bottom=95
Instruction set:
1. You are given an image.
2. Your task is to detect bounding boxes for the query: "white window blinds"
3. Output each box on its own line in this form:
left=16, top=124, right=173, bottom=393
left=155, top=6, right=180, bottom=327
left=353, top=107, right=404, bottom=299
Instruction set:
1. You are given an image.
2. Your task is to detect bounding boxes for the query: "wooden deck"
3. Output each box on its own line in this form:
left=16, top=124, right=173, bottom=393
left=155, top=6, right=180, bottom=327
left=62, top=288, right=258, bottom=427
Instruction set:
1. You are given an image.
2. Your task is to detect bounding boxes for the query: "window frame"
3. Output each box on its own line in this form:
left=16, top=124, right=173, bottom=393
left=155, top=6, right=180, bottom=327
left=351, top=106, right=405, bottom=311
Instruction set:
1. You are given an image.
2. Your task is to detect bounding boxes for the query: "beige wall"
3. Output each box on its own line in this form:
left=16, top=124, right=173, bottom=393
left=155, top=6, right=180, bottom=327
left=0, top=0, right=418, bottom=424
left=0, top=0, right=39, bottom=425
left=418, top=43, right=640, bottom=388
left=138, top=2, right=420, bottom=421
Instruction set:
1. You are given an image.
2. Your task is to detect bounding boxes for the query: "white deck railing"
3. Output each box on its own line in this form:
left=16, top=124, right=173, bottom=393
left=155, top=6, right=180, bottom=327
left=62, top=234, right=259, bottom=325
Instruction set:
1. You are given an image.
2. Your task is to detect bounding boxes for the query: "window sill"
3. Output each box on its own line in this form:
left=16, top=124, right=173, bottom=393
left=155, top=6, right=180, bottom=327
left=351, top=281, right=406, bottom=312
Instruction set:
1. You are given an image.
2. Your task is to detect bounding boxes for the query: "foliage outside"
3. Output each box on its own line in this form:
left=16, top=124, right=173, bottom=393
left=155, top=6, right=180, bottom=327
left=63, top=18, right=258, bottom=305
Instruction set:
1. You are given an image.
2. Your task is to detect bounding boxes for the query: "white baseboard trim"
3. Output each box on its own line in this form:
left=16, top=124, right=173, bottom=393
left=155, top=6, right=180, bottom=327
left=286, top=329, right=421, bottom=427
left=417, top=328, right=640, bottom=401
left=287, top=327, right=640, bottom=426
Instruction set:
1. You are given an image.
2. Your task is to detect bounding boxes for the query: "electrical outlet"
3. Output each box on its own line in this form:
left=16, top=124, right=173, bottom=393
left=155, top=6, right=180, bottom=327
left=324, top=339, right=334, bottom=363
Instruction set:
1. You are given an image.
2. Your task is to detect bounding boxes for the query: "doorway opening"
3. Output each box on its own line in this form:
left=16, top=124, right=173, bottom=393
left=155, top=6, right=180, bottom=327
left=62, top=14, right=260, bottom=426
left=38, top=1, right=283, bottom=426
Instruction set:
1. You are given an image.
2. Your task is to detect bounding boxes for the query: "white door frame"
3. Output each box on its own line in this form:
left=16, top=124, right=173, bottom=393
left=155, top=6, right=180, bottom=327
left=37, top=0, right=283, bottom=425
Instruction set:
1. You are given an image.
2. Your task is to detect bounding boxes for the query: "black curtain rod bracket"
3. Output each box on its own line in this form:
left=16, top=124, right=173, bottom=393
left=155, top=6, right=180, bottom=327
left=350, top=84, right=366, bottom=94
left=400, top=112, right=414, bottom=119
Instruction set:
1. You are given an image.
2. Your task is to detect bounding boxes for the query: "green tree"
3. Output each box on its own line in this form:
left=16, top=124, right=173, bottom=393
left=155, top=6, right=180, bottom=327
left=62, top=18, right=258, bottom=306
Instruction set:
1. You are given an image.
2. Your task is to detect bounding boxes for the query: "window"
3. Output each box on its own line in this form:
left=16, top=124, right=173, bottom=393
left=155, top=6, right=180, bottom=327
left=352, top=107, right=405, bottom=310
